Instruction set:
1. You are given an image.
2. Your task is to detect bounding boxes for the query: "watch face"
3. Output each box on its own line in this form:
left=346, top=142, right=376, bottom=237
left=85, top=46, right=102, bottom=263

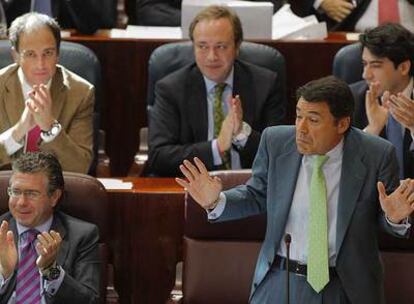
left=50, top=125, right=59, bottom=136
left=46, top=266, right=61, bottom=280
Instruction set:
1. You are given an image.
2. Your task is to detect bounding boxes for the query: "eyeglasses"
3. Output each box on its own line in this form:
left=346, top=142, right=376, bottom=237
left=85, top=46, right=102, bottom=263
left=7, top=187, right=43, bottom=200
left=18, top=48, right=57, bottom=61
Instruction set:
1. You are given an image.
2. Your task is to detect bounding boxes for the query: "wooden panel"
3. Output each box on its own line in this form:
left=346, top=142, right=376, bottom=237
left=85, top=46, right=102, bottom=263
left=65, top=33, right=351, bottom=176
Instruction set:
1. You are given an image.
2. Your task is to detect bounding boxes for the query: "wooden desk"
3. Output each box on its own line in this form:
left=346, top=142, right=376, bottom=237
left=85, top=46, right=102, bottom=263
left=65, top=33, right=352, bottom=176
left=107, top=178, right=185, bottom=304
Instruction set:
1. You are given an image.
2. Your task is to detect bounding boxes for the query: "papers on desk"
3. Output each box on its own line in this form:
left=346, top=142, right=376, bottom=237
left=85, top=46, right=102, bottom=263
left=109, top=26, right=182, bottom=39
left=107, top=3, right=327, bottom=41
left=272, top=4, right=327, bottom=40
left=97, top=178, right=133, bottom=190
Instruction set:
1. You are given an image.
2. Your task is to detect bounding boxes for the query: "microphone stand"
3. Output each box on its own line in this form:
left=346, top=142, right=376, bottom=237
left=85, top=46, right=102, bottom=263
left=284, top=234, right=292, bottom=304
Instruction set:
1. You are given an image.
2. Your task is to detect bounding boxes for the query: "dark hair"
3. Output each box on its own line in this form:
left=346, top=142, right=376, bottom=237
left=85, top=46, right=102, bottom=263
left=11, top=152, right=64, bottom=196
left=189, top=5, right=243, bottom=47
left=9, top=12, right=61, bottom=53
left=296, top=76, right=354, bottom=121
left=359, top=23, right=414, bottom=76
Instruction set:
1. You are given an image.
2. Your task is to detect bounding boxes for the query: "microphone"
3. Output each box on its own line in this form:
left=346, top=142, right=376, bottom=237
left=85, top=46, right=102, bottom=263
left=284, top=234, right=292, bottom=304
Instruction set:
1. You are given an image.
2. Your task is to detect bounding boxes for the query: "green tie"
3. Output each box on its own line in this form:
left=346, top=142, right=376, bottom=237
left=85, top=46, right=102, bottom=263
left=213, top=83, right=231, bottom=169
left=307, top=154, right=329, bottom=293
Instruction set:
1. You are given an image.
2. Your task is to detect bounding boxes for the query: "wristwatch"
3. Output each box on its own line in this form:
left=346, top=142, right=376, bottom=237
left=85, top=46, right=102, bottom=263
left=232, top=122, right=252, bottom=145
left=41, top=263, right=61, bottom=281
left=40, top=120, right=62, bottom=142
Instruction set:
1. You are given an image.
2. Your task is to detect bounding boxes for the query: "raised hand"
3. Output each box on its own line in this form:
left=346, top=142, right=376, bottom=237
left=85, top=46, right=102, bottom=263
left=320, top=0, right=354, bottom=22
left=36, top=230, right=62, bottom=270
left=388, top=93, right=414, bottom=134
left=11, top=104, right=35, bottom=143
left=0, top=220, right=17, bottom=279
left=27, top=84, right=55, bottom=131
left=365, top=82, right=389, bottom=135
left=176, top=157, right=222, bottom=209
left=231, top=95, right=243, bottom=136
left=217, top=107, right=234, bottom=154
left=378, top=179, right=414, bottom=224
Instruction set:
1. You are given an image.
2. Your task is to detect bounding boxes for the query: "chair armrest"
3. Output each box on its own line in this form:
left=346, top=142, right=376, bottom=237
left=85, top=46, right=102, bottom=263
left=97, top=129, right=111, bottom=177
left=128, top=127, right=148, bottom=176
left=166, top=262, right=183, bottom=304
left=106, top=264, right=120, bottom=304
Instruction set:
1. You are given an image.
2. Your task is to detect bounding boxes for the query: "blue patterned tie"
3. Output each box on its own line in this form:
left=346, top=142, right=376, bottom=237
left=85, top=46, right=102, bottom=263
left=33, top=0, right=52, bottom=16
left=386, top=115, right=404, bottom=178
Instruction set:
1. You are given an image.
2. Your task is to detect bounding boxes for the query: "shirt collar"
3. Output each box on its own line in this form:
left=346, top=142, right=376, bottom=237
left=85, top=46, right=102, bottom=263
left=402, top=77, right=414, bottom=98
left=203, top=66, right=234, bottom=94
left=16, top=215, right=54, bottom=236
left=303, top=138, right=344, bottom=165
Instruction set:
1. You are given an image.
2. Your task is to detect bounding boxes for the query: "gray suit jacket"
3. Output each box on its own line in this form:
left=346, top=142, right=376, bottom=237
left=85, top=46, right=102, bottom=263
left=148, top=59, right=286, bottom=177
left=0, top=64, right=94, bottom=173
left=219, top=126, right=402, bottom=303
left=0, top=211, right=101, bottom=304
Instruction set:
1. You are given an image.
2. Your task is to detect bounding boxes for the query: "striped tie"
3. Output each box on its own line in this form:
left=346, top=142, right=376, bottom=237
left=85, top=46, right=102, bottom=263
left=16, top=229, right=41, bottom=304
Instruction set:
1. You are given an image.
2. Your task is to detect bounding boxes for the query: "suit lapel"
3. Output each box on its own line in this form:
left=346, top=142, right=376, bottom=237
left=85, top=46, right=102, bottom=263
left=273, top=138, right=302, bottom=243
left=50, top=212, right=69, bottom=266
left=50, top=66, right=66, bottom=121
left=336, top=130, right=367, bottom=253
left=4, top=67, right=25, bottom=126
left=233, top=61, right=255, bottom=125
left=187, top=66, right=208, bottom=140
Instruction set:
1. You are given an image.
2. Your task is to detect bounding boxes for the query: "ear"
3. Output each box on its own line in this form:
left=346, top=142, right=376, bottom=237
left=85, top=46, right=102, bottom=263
left=11, top=47, right=18, bottom=64
left=398, top=59, right=411, bottom=76
left=337, top=116, right=351, bottom=134
left=50, top=189, right=62, bottom=208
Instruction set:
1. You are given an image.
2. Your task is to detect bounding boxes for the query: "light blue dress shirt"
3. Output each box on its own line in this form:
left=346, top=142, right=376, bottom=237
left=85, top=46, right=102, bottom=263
left=0, top=216, right=66, bottom=304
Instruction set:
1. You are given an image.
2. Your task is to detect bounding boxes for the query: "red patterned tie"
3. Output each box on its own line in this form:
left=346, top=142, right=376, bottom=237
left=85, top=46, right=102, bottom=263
left=16, top=229, right=41, bottom=304
left=378, top=0, right=400, bottom=24
left=26, top=126, right=41, bottom=152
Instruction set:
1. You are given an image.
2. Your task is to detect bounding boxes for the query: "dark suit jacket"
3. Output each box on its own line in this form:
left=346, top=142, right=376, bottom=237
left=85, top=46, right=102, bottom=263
left=0, top=64, right=94, bottom=173
left=0, top=211, right=101, bottom=304
left=148, top=59, right=286, bottom=177
left=350, top=80, right=414, bottom=178
left=297, top=0, right=414, bottom=31
left=3, top=0, right=115, bottom=34
left=134, top=0, right=284, bottom=26
left=219, top=126, right=402, bottom=303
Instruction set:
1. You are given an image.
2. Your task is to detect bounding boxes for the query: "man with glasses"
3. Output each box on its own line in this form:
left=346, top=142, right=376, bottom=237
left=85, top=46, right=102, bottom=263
left=0, top=151, right=101, bottom=303
left=0, top=12, right=94, bottom=173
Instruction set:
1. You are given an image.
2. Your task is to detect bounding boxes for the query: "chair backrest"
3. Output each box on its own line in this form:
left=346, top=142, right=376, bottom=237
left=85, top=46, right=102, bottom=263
left=0, top=170, right=109, bottom=303
left=0, top=40, right=102, bottom=175
left=332, top=43, right=363, bottom=84
left=146, top=41, right=286, bottom=109
left=182, top=170, right=266, bottom=303
left=0, top=170, right=108, bottom=239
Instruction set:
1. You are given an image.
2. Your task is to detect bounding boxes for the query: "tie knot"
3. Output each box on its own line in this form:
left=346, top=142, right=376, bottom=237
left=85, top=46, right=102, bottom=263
left=313, top=155, right=328, bottom=169
left=215, top=83, right=226, bottom=96
left=23, top=229, right=39, bottom=243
